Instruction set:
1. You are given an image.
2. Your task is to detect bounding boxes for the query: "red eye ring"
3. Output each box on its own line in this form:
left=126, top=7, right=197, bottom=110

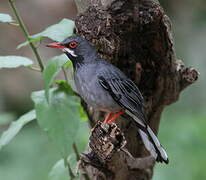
left=69, top=41, right=78, bottom=49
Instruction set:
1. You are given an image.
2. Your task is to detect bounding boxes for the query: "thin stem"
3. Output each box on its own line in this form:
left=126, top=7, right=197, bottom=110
left=72, top=143, right=80, bottom=161
left=27, top=66, right=41, bottom=72
left=64, top=158, right=75, bottom=180
left=7, top=22, right=19, bottom=26
left=8, top=0, right=44, bottom=72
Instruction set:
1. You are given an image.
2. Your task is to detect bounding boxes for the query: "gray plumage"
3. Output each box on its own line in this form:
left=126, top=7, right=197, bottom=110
left=74, top=61, right=123, bottom=112
left=48, top=36, right=169, bottom=164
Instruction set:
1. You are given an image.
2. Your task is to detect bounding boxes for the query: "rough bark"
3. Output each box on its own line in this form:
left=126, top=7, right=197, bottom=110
left=74, top=0, right=199, bottom=179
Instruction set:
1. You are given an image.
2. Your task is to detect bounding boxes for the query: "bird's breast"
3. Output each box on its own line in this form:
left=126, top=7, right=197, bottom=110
left=74, top=67, right=121, bottom=112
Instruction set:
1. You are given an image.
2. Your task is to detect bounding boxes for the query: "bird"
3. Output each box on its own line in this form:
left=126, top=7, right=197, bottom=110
left=47, top=36, right=169, bottom=164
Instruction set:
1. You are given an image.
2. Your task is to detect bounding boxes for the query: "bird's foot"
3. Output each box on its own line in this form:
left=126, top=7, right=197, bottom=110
left=103, top=111, right=124, bottom=124
left=103, top=112, right=113, bottom=123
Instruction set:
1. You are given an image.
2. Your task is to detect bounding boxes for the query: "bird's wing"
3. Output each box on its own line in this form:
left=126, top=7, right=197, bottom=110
left=98, top=68, right=169, bottom=164
left=98, top=73, right=146, bottom=122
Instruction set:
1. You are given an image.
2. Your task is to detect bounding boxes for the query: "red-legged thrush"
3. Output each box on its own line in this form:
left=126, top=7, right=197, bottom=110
left=47, top=36, right=169, bottom=164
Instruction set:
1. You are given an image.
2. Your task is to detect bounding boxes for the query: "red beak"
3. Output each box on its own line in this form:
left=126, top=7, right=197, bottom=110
left=46, top=42, right=65, bottom=49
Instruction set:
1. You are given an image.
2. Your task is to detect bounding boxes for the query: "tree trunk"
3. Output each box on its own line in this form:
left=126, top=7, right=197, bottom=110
left=74, top=0, right=198, bottom=179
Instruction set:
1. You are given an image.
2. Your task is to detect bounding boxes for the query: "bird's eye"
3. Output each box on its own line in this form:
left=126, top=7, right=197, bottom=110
left=68, top=41, right=78, bottom=49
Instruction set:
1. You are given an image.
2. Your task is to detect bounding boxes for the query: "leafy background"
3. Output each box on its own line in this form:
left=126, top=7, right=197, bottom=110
left=0, top=0, right=206, bottom=180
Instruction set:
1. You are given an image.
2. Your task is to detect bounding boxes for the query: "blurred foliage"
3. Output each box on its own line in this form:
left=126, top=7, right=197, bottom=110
left=0, top=110, right=35, bottom=150
left=0, top=56, right=33, bottom=68
left=18, top=19, right=75, bottom=49
left=0, top=4, right=84, bottom=179
left=0, top=121, right=89, bottom=180
left=42, top=54, right=71, bottom=100
left=154, top=109, right=206, bottom=180
left=0, top=13, right=14, bottom=23
left=32, top=85, right=81, bottom=159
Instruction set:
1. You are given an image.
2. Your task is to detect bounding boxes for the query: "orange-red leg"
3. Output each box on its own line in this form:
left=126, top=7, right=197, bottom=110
left=107, top=111, right=125, bottom=124
left=103, top=112, right=114, bottom=123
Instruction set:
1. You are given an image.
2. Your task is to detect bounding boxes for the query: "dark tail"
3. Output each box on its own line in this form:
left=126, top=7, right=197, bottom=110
left=126, top=110, right=169, bottom=164
left=138, top=126, right=169, bottom=163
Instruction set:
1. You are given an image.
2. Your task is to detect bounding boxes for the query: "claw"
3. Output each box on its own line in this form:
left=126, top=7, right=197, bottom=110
left=103, top=111, right=125, bottom=124
left=103, top=112, right=113, bottom=123
left=107, top=111, right=124, bottom=123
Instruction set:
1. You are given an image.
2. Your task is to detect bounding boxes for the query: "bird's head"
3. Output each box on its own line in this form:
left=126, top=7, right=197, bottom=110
left=46, top=36, right=97, bottom=67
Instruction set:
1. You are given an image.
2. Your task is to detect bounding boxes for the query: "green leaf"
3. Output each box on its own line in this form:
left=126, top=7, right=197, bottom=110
left=75, top=122, right=90, bottom=152
left=80, top=106, right=88, bottom=122
left=0, top=113, right=16, bottom=126
left=0, top=110, right=36, bottom=150
left=49, top=154, right=78, bottom=180
left=43, top=54, right=71, bottom=101
left=0, top=56, right=33, bottom=68
left=31, top=84, right=80, bottom=158
left=17, top=36, right=43, bottom=49
left=63, top=61, right=72, bottom=68
left=17, top=18, right=74, bottom=49
left=49, top=159, right=68, bottom=180
left=55, top=78, right=88, bottom=122
left=31, top=18, right=74, bottom=41
left=0, top=13, right=13, bottom=23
